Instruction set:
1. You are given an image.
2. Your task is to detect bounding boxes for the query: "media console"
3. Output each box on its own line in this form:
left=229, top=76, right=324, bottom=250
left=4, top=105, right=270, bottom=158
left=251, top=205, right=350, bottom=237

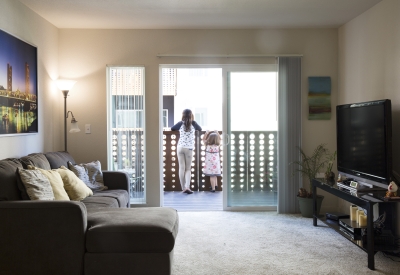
left=312, top=179, right=399, bottom=270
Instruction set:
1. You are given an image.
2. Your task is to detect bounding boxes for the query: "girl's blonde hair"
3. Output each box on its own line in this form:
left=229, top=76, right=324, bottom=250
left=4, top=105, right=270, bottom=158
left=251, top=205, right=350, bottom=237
left=205, top=133, right=221, bottom=146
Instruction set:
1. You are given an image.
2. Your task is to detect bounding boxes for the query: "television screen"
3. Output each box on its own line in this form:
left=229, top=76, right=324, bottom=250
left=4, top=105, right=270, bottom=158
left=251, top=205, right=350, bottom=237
left=336, top=99, right=392, bottom=185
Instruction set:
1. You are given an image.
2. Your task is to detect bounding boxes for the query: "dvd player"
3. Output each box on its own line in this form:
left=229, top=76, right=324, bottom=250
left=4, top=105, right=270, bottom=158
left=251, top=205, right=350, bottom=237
left=339, top=219, right=364, bottom=235
left=339, top=226, right=362, bottom=240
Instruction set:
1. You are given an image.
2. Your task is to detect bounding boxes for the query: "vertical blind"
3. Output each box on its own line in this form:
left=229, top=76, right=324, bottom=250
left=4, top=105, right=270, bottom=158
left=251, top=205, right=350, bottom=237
left=277, top=57, right=302, bottom=213
left=109, top=67, right=146, bottom=204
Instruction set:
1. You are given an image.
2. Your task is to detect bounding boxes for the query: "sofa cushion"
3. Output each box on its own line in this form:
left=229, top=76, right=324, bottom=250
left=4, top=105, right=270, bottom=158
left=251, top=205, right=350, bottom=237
left=54, top=166, right=93, bottom=201
left=94, top=190, right=129, bottom=207
left=20, top=153, right=51, bottom=170
left=45, top=151, right=75, bottom=169
left=0, top=158, right=23, bottom=201
left=28, top=166, right=70, bottom=201
left=81, top=190, right=129, bottom=209
left=86, top=207, right=179, bottom=253
left=68, top=160, right=107, bottom=191
left=81, top=196, right=120, bottom=209
left=17, top=168, right=55, bottom=200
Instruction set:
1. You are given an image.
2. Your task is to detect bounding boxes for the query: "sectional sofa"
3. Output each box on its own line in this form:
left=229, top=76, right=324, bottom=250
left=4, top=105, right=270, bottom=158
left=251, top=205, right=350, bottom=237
left=0, top=151, right=179, bottom=275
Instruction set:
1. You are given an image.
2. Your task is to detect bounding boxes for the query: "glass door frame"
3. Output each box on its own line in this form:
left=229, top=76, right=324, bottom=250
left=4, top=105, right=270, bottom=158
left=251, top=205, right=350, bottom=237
left=159, top=64, right=278, bottom=211
left=222, top=64, right=278, bottom=211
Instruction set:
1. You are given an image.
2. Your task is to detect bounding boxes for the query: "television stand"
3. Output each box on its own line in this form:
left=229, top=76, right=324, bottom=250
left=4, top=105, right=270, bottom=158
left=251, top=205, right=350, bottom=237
left=312, top=179, right=399, bottom=270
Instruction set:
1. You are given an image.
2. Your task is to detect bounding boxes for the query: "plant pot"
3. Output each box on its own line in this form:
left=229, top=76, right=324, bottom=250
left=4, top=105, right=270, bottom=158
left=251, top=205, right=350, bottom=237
left=297, top=195, right=324, bottom=218
left=325, top=171, right=336, bottom=186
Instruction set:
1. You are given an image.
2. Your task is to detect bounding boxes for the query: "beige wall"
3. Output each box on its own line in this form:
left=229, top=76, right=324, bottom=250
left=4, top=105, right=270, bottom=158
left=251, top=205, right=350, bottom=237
left=0, top=0, right=59, bottom=159
left=339, top=0, right=400, bottom=232
left=0, top=1, right=340, bottom=209
left=59, top=29, right=338, bottom=207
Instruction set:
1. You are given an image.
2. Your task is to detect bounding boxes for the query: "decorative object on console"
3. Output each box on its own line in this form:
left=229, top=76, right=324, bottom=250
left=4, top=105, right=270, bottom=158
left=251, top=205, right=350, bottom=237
left=357, top=209, right=365, bottom=224
left=324, top=150, right=336, bottom=186
left=359, top=214, right=367, bottom=227
left=350, top=205, right=358, bottom=222
left=385, top=181, right=398, bottom=198
left=56, top=79, right=80, bottom=152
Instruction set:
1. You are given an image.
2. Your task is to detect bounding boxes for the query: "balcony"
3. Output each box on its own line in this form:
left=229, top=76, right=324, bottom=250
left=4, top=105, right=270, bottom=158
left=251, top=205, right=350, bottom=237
left=112, top=130, right=278, bottom=208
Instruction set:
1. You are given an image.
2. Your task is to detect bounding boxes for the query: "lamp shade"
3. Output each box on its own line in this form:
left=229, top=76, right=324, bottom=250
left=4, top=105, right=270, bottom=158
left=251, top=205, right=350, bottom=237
left=69, top=121, right=81, bottom=133
left=56, top=79, right=77, bottom=91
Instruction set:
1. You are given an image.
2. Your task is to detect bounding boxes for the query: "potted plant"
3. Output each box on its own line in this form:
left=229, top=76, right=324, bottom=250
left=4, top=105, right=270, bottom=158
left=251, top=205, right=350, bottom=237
left=292, top=144, right=335, bottom=217
left=324, top=151, right=337, bottom=186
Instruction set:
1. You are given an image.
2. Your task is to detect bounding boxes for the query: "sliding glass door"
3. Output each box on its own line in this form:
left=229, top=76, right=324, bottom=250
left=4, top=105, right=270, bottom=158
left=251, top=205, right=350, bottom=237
left=159, top=64, right=278, bottom=210
left=222, top=65, right=278, bottom=210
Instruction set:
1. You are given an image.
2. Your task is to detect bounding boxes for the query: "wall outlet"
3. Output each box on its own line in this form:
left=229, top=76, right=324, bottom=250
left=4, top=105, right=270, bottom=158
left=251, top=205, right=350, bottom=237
left=85, top=124, right=91, bottom=134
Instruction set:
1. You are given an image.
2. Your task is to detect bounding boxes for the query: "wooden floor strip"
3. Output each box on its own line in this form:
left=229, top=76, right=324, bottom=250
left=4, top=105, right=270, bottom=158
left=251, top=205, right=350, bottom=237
left=163, top=191, right=277, bottom=211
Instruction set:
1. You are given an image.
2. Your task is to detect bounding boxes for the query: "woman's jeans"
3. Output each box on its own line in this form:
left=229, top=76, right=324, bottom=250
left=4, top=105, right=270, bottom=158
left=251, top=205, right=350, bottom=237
left=177, top=147, right=193, bottom=190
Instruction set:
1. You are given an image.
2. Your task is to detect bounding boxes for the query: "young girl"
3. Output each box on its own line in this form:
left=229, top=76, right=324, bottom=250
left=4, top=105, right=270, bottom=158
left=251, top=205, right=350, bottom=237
left=171, top=109, right=202, bottom=194
left=202, top=130, right=221, bottom=192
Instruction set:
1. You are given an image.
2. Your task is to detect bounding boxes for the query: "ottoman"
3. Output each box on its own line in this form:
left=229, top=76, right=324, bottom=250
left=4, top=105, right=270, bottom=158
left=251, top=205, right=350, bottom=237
left=84, top=207, right=179, bottom=275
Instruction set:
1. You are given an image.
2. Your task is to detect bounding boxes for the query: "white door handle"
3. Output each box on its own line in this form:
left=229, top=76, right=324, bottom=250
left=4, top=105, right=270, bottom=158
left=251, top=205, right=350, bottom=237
left=223, top=133, right=230, bottom=146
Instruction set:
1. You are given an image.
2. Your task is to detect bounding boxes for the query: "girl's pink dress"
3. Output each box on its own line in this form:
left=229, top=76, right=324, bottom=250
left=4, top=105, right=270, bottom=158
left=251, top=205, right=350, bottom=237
left=203, top=145, right=221, bottom=176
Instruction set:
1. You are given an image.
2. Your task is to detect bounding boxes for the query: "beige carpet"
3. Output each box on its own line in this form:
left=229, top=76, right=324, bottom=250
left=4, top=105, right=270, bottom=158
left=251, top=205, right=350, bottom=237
left=172, top=211, right=400, bottom=275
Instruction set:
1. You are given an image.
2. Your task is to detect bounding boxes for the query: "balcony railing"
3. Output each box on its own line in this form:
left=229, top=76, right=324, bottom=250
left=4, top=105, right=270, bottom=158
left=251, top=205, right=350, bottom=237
left=163, top=130, right=277, bottom=193
left=111, top=130, right=278, bottom=200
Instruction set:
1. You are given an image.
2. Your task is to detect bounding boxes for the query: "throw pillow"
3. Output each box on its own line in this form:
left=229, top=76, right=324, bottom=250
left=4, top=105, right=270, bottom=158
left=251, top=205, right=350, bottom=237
left=15, top=169, right=30, bottom=200
left=54, top=166, right=93, bottom=201
left=17, top=168, right=55, bottom=201
left=28, top=165, right=70, bottom=201
left=68, top=160, right=107, bottom=191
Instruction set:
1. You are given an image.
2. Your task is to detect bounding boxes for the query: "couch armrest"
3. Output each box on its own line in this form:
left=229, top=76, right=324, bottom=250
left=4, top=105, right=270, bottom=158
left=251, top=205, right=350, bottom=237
left=103, top=171, right=130, bottom=193
left=0, top=201, right=87, bottom=275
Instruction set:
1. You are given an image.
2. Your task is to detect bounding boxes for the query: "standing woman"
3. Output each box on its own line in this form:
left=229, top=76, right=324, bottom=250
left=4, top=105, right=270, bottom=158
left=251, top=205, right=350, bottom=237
left=171, top=109, right=202, bottom=194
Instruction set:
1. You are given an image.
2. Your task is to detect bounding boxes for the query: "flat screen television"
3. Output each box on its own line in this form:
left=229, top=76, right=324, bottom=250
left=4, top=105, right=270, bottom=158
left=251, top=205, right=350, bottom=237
left=336, top=99, right=392, bottom=188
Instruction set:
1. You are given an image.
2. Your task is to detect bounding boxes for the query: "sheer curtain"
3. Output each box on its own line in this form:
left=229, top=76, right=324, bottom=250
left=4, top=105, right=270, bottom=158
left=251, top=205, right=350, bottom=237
left=277, top=57, right=302, bottom=213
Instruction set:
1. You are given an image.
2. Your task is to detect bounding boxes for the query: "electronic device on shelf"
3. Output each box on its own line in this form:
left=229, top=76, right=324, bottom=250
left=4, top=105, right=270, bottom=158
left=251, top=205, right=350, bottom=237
left=337, top=176, right=387, bottom=195
left=336, top=99, right=393, bottom=190
left=339, top=226, right=362, bottom=240
left=325, top=212, right=350, bottom=221
left=339, top=219, right=364, bottom=235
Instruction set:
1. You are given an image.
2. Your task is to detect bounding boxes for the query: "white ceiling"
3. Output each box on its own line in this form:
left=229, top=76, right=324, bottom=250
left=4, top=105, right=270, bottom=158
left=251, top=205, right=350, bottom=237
left=18, top=0, right=382, bottom=29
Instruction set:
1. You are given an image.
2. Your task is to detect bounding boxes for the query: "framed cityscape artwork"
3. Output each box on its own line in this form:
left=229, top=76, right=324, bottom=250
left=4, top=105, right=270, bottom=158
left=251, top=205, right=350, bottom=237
left=0, top=29, right=38, bottom=136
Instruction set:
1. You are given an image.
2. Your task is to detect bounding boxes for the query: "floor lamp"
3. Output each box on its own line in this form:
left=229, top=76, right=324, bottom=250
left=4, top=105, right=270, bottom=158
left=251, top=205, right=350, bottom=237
left=56, top=79, right=80, bottom=152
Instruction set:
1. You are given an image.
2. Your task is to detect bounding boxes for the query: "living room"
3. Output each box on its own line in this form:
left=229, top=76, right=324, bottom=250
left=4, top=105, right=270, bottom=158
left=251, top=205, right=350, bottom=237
left=1, top=0, right=400, bottom=274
